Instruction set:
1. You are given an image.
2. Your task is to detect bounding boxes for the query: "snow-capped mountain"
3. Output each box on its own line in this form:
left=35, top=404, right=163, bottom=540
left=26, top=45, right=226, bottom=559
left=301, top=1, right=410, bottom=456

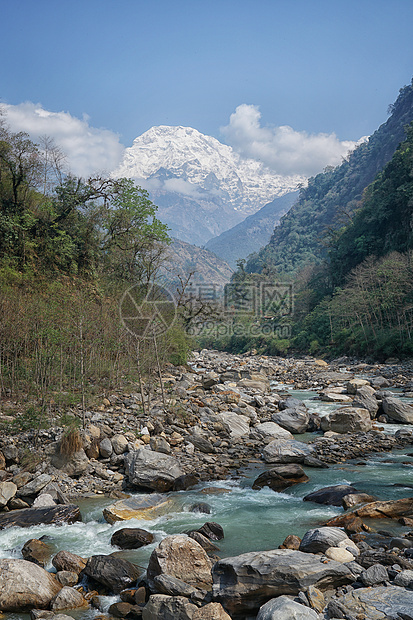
left=114, top=125, right=304, bottom=245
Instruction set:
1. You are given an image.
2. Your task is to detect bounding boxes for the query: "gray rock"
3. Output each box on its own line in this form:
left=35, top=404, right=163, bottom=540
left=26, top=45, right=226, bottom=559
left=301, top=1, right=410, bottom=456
left=17, top=474, right=52, bottom=498
left=32, top=494, right=56, bottom=508
left=257, top=595, right=319, bottom=620
left=51, top=449, right=89, bottom=477
left=216, top=412, right=250, bottom=439
left=0, top=559, right=61, bottom=612
left=0, top=504, right=82, bottom=529
left=142, top=594, right=198, bottom=620
left=394, top=569, right=413, bottom=588
left=153, top=574, right=198, bottom=597
left=347, top=378, right=369, bottom=394
left=360, top=563, right=388, bottom=586
left=150, top=436, right=172, bottom=454
left=125, top=448, right=184, bottom=492
left=0, top=481, right=17, bottom=508
left=262, top=438, right=315, bottom=464
left=84, top=554, right=141, bottom=593
left=320, top=407, right=372, bottom=433
left=335, top=585, right=413, bottom=619
left=382, top=397, right=413, bottom=423
left=50, top=586, right=86, bottom=611
left=303, top=485, right=358, bottom=506
left=353, top=386, right=379, bottom=418
left=188, top=428, right=215, bottom=453
left=99, top=438, right=113, bottom=458
left=252, top=422, right=293, bottom=441
left=212, top=548, right=354, bottom=616
left=272, top=407, right=310, bottom=434
left=111, top=434, right=129, bottom=455
left=299, top=527, right=350, bottom=554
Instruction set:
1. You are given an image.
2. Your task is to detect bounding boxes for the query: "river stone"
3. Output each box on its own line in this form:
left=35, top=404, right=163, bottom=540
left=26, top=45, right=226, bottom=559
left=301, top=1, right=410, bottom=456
left=299, top=527, right=350, bottom=553
left=334, top=585, right=413, bottom=619
left=17, top=474, right=52, bottom=497
left=271, top=408, right=310, bottom=434
left=253, top=422, right=294, bottom=441
left=360, top=563, right=388, bottom=586
left=252, top=464, right=309, bottom=491
left=320, top=392, right=353, bottom=403
left=394, top=569, right=413, bottom=588
left=320, top=407, right=372, bottom=433
left=262, top=438, right=315, bottom=464
left=213, top=548, right=354, bottom=616
left=125, top=448, right=184, bottom=492
left=84, top=554, right=141, bottom=593
left=99, top=438, right=113, bottom=458
left=147, top=534, right=213, bottom=590
left=353, top=385, right=379, bottom=417
left=55, top=571, right=78, bottom=587
left=216, top=412, right=250, bottom=439
left=0, top=504, right=82, bottom=529
left=303, top=484, right=358, bottom=506
left=382, top=396, right=413, bottom=423
left=150, top=435, right=172, bottom=454
left=326, top=497, right=413, bottom=526
left=342, top=492, right=378, bottom=509
left=347, top=378, right=369, bottom=394
left=188, top=428, right=215, bottom=453
left=32, top=493, right=56, bottom=508
left=193, top=602, right=231, bottom=619
left=324, top=546, right=355, bottom=563
left=0, top=558, right=61, bottom=612
left=256, top=595, right=319, bottom=620
left=237, top=378, right=270, bottom=392
left=21, top=538, right=51, bottom=567
left=153, top=574, right=199, bottom=597
left=196, top=522, right=224, bottom=541
left=0, top=481, right=17, bottom=508
left=52, top=550, right=87, bottom=574
left=103, top=494, right=173, bottom=524
left=50, top=586, right=87, bottom=611
left=142, top=594, right=198, bottom=620
left=111, top=527, right=154, bottom=549
left=186, top=531, right=220, bottom=554
left=51, top=449, right=89, bottom=476
left=111, top=434, right=129, bottom=454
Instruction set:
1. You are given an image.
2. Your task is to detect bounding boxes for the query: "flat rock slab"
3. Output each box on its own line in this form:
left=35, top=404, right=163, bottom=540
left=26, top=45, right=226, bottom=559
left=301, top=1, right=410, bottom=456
left=0, top=504, right=82, bottom=529
left=336, top=585, right=413, bottom=619
left=212, top=548, right=354, bottom=616
left=103, top=494, right=173, bottom=524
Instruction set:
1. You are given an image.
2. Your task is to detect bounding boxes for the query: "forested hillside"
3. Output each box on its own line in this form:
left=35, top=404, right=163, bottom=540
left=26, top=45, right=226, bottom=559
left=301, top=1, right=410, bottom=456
left=246, top=80, right=413, bottom=276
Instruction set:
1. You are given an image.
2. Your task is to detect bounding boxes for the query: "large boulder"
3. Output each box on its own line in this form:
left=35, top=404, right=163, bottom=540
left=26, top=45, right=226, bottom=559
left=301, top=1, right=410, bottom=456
left=51, top=449, right=89, bottom=477
left=125, top=449, right=184, bottom=492
left=347, top=378, right=369, bottom=394
left=0, top=558, right=61, bottom=612
left=111, top=527, right=154, bottom=549
left=50, top=586, right=87, bottom=611
left=262, top=439, right=315, bottom=464
left=382, top=396, right=413, bottom=423
left=193, top=602, right=232, bottom=619
left=212, top=548, right=354, bottom=616
left=333, top=585, right=413, bottom=619
left=17, top=474, right=52, bottom=498
left=252, top=464, right=309, bottom=491
left=52, top=550, right=87, bottom=574
left=103, top=494, right=173, bottom=524
left=216, top=412, right=250, bottom=439
left=271, top=408, right=310, bottom=434
left=0, top=481, right=17, bottom=508
left=299, top=527, right=350, bottom=554
left=257, top=595, right=319, bottom=619
left=147, top=535, right=213, bottom=590
left=303, top=484, right=359, bottom=506
left=0, top=504, right=82, bottom=529
left=326, top=497, right=413, bottom=526
left=84, top=554, right=141, bottom=593
left=142, top=594, right=198, bottom=620
left=21, top=538, right=51, bottom=567
left=353, top=386, right=379, bottom=418
left=320, top=407, right=372, bottom=433
left=252, top=422, right=293, bottom=441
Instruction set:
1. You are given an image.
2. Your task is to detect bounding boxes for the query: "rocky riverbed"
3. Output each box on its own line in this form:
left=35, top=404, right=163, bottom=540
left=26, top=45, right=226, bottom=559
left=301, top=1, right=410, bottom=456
left=1, top=350, right=413, bottom=618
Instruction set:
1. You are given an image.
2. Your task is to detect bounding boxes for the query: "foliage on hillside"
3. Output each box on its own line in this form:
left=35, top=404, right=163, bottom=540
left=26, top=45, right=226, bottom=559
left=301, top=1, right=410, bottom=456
left=0, top=112, right=191, bottom=420
left=245, top=80, right=413, bottom=276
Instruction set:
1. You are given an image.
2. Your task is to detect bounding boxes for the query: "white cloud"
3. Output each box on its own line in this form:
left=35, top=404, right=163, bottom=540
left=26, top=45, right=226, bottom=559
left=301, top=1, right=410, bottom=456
left=2, top=102, right=125, bottom=177
left=221, top=104, right=365, bottom=176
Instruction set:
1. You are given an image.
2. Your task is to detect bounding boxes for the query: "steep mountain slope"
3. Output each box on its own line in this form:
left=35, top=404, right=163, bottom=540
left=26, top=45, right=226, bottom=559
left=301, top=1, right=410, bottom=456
left=246, top=80, right=413, bottom=275
left=329, top=123, right=413, bottom=284
left=161, top=237, right=233, bottom=289
left=205, top=191, right=299, bottom=268
left=114, top=125, right=303, bottom=245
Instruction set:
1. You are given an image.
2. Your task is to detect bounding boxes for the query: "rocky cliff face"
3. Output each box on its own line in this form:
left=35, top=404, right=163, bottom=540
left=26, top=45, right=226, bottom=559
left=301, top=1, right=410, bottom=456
left=114, top=125, right=303, bottom=245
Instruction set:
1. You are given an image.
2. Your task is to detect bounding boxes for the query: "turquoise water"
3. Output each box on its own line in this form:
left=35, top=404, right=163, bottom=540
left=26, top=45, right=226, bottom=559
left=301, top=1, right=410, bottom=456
left=2, top=383, right=413, bottom=619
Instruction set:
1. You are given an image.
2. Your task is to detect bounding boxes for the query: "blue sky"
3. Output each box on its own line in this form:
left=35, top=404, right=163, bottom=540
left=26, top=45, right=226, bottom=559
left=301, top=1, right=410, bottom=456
left=1, top=0, right=413, bottom=176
